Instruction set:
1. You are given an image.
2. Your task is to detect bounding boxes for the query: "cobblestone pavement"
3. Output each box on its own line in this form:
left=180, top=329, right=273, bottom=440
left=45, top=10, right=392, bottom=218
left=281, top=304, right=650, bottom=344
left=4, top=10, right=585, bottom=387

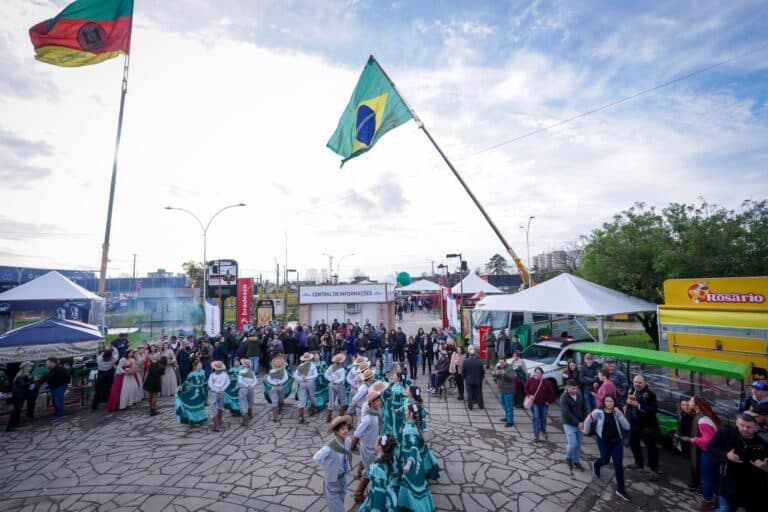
left=1, top=366, right=700, bottom=512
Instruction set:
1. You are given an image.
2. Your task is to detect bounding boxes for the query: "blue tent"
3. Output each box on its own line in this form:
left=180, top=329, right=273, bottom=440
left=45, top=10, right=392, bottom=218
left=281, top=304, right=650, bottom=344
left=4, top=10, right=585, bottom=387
left=0, top=317, right=103, bottom=363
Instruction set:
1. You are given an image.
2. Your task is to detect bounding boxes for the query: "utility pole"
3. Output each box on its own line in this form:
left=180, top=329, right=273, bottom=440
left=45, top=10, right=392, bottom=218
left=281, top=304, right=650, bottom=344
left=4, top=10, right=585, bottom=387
left=132, top=253, right=137, bottom=280
left=275, top=260, right=280, bottom=290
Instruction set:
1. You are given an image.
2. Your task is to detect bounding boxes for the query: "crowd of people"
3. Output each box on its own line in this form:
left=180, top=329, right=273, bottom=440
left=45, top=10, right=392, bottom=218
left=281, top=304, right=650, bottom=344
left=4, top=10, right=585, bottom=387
left=5, top=316, right=768, bottom=511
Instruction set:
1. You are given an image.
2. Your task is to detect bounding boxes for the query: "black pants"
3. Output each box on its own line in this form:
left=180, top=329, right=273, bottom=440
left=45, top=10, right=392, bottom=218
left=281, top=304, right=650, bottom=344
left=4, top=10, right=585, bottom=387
left=454, top=373, right=465, bottom=398
left=422, top=353, right=433, bottom=374
left=396, top=348, right=405, bottom=362
left=629, top=423, right=659, bottom=471
left=466, top=383, right=484, bottom=409
left=407, top=357, right=418, bottom=380
left=6, top=397, right=24, bottom=431
left=91, top=369, right=115, bottom=409
left=25, top=388, right=39, bottom=418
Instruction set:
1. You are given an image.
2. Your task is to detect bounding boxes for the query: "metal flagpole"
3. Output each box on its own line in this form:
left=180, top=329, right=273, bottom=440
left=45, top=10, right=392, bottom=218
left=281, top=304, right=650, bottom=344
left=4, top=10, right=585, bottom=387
left=97, top=29, right=133, bottom=297
left=371, top=55, right=534, bottom=288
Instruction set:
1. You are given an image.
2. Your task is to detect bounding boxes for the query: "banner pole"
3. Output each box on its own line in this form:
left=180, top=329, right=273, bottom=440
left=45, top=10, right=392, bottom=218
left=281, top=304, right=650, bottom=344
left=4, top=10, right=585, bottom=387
left=372, top=55, right=533, bottom=287
left=97, top=49, right=131, bottom=298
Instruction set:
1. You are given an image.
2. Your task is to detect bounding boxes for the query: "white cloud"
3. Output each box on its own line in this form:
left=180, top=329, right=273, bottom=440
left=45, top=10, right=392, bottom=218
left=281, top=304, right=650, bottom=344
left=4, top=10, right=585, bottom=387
left=0, top=1, right=765, bottom=282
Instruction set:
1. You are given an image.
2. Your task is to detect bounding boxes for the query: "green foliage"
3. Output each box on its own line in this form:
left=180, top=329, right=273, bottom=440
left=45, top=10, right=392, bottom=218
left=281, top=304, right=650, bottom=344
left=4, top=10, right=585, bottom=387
left=485, top=253, right=509, bottom=275
left=579, top=200, right=768, bottom=348
left=181, top=260, right=204, bottom=285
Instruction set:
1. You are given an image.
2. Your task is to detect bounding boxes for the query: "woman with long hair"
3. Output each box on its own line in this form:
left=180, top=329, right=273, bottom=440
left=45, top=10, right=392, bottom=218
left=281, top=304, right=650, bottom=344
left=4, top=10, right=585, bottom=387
left=584, top=395, right=632, bottom=502
left=359, top=435, right=398, bottom=512
left=160, top=341, right=178, bottom=396
left=396, top=403, right=436, bottom=511
left=175, top=360, right=208, bottom=425
left=679, top=397, right=722, bottom=510
left=524, top=367, right=555, bottom=441
left=381, top=370, right=407, bottom=438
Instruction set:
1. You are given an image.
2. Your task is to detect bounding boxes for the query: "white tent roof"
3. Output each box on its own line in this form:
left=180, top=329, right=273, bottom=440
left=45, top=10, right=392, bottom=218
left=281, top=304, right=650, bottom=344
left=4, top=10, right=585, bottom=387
left=0, top=271, right=102, bottom=301
left=451, top=273, right=502, bottom=295
left=397, top=279, right=442, bottom=292
left=475, top=273, right=656, bottom=316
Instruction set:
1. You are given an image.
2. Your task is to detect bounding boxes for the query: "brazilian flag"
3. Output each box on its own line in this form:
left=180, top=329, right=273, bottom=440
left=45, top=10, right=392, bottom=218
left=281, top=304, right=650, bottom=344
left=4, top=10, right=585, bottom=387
left=327, top=56, right=414, bottom=166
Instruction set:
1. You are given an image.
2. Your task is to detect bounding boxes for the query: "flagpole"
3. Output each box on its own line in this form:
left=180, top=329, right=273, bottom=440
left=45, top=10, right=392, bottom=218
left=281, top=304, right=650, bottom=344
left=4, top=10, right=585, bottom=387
left=371, top=55, right=534, bottom=288
left=97, top=52, right=130, bottom=298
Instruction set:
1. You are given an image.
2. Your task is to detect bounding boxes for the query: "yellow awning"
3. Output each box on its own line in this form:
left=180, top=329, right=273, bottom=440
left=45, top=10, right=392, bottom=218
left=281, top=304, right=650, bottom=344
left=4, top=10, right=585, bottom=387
left=659, top=307, right=768, bottom=329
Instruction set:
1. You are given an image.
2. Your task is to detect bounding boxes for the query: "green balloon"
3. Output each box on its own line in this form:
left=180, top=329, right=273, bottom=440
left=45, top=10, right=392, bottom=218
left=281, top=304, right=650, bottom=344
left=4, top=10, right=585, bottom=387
left=396, top=272, right=412, bottom=286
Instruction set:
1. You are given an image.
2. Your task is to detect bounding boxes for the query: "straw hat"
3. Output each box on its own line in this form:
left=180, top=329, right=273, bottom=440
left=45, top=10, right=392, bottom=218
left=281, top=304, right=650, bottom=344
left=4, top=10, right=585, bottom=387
left=360, top=369, right=374, bottom=381
left=332, top=353, right=346, bottom=364
left=211, top=361, right=226, bottom=372
left=354, top=356, right=369, bottom=365
left=240, top=358, right=252, bottom=367
left=366, top=389, right=381, bottom=403
left=370, top=381, right=388, bottom=394
left=271, top=356, right=286, bottom=370
left=357, top=362, right=371, bottom=372
left=327, top=414, right=352, bottom=434
left=300, top=352, right=314, bottom=362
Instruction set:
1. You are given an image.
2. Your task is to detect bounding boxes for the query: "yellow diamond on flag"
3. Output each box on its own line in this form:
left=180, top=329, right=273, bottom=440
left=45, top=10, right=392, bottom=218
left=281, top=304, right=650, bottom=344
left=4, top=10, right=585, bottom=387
left=352, top=93, right=388, bottom=153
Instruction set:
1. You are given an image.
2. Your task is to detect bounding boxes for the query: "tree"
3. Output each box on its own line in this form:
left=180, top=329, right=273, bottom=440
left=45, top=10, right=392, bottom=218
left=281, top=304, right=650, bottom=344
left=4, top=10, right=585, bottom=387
left=181, top=260, right=204, bottom=286
left=485, top=253, right=509, bottom=275
left=578, top=200, right=768, bottom=348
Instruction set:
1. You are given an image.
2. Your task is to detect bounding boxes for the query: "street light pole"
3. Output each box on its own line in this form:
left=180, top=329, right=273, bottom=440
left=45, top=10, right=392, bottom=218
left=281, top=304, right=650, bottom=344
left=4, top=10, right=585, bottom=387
left=336, top=253, right=354, bottom=283
left=164, top=203, right=246, bottom=306
left=446, top=253, right=464, bottom=341
left=519, top=216, right=535, bottom=287
left=322, top=253, right=334, bottom=283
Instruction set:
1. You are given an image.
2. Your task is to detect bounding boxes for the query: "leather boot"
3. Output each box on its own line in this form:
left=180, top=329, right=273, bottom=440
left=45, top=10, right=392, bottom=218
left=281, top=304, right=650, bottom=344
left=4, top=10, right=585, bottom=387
left=353, top=477, right=369, bottom=503
left=298, top=409, right=305, bottom=424
left=339, top=405, right=347, bottom=417
left=356, top=461, right=364, bottom=479
left=309, top=405, right=317, bottom=417
left=326, top=410, right=332, bottom=423
left=212, top=417, right=220, bottom=432
left=247, top=408, right=252, bottom=419
left=272, top=408, right=279, bottom=422
left=241, top=415, right=249, bottom=427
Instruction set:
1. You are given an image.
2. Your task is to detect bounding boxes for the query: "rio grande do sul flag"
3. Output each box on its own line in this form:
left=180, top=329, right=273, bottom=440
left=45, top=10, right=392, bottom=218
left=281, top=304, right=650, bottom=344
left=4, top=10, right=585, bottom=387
left=29, top=0, right=133, bottom=67
left=327, top=56, right=414, bottom=167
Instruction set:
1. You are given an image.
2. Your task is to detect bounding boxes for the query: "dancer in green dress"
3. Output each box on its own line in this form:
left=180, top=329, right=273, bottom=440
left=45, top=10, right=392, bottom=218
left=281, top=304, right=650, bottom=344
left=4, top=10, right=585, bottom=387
left=175, top=360, right=208, bottom=425
left=373, top=358, right=388, bottom=383
left=396, top=403, right=435, bottom=512
left=223, top=359, right=242, bottom=417
left=313, top=352, right=329, bottom=410
left=359, top=435, right=398, bottom=512
left=382, top=371, right=407, bottom=438
left=403, top=387, right=439, bottom=481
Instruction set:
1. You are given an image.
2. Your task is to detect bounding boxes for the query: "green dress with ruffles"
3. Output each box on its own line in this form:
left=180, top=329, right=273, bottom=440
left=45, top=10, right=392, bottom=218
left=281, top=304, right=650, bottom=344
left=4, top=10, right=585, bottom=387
left=359, top=459, right=397, bottom=512
left=175, top=369, right=208, bottom=425
left=224, top=366, right=242, bottom=416
left=396, top=420, right=435, bottom=512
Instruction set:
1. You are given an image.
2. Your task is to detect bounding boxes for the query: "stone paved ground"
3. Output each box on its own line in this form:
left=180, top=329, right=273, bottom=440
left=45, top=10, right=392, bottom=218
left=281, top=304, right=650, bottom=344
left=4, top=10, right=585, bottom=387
left=0, top=362, right=702, bottom=512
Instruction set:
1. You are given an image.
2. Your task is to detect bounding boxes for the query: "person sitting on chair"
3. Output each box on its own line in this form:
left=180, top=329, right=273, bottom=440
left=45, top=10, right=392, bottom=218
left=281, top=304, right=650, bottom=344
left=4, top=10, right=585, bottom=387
left=428, top=352, right=450, bottom=394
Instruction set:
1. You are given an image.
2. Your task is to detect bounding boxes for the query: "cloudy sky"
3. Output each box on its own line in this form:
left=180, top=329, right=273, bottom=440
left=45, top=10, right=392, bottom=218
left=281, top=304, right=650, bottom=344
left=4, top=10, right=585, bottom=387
left=1, top=0, right=767, bottom=283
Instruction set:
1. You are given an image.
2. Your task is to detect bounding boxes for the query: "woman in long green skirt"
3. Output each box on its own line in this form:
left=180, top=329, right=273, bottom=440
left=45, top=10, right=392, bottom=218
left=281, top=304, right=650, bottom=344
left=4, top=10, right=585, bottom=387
left=396, top=403, right=435, bottom=512
left=175, top=360, right=209, bottom=425
left=223, top=359, right=242, bottom=416
left=359, top=435, right=399, bottom=512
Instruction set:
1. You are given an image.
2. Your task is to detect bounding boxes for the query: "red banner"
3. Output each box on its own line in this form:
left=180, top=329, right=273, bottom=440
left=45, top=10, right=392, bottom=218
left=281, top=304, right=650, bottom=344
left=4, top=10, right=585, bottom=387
left=236, top=278, right=253, bottom=331
left=478, top=325, right=490, bottom=359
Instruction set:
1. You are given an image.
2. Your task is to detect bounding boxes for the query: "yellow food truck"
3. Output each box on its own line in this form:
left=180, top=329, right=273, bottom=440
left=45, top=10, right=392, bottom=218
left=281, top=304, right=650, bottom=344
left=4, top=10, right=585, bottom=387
left=658, top=277, right=768, bottom=380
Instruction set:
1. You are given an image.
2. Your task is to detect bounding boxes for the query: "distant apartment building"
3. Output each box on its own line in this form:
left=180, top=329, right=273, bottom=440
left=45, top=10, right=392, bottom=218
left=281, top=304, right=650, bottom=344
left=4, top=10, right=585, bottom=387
left=533, top=249, right=582, bottom=274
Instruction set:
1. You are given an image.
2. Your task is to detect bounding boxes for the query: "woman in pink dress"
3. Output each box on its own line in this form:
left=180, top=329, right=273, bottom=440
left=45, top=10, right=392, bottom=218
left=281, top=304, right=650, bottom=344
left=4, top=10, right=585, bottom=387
left=107, top=349, right=129, bottom=412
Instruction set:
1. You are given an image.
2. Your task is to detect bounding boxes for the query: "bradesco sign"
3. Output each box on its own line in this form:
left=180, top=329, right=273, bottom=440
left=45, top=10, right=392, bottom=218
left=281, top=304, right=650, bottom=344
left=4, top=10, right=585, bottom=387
left=664, top=277, right=768, bottom=311
left=299, top=284, right=390, bottom=304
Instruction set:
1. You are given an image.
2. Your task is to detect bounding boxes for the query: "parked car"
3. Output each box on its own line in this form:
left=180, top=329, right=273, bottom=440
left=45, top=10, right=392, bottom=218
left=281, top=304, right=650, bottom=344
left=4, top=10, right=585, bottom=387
left=521, top=336, right=588, bottom=390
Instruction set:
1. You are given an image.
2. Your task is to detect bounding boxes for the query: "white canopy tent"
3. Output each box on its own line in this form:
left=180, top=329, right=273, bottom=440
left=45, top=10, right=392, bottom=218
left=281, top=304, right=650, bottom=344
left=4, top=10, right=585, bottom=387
left=474, top=273, right=656, bottom=342
left=397, top=279, right=443, bottom=292
left=0, top=271, right=106, bottom=330
left=0, top=271, right=101, bottom=301
left=451, top=272, right=502, bottom=295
